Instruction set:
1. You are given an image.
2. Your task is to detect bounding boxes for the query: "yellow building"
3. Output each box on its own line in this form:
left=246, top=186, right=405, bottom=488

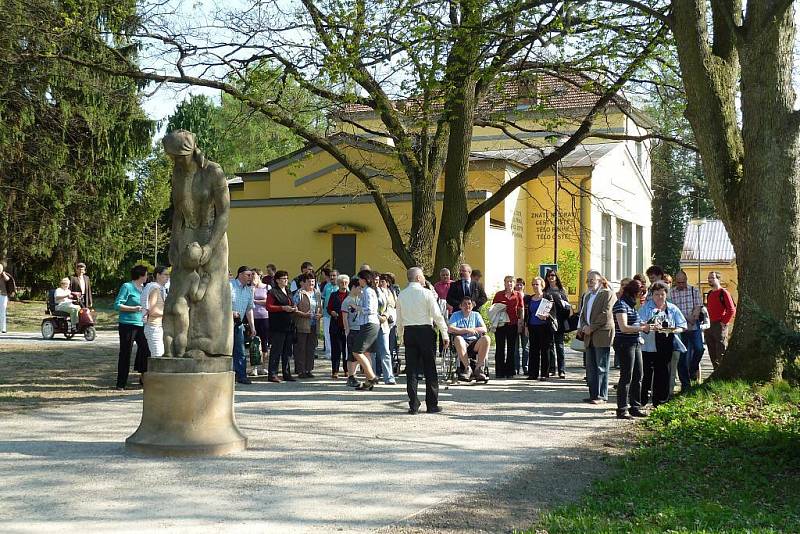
left=227, top=77, right=654, bottom=298
left=680, top=219, right=738, bottom=304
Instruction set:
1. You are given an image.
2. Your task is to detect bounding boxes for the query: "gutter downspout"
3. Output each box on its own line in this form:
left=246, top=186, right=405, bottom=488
left=578, top=172, right=592, bottom=303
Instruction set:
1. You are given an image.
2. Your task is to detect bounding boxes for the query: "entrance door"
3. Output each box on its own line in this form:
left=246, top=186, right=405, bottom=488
left=332, top=234, right=357, bottom=276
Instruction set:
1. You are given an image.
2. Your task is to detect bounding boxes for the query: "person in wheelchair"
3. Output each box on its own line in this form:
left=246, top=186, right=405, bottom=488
left=448, top=296, right=490, bottom=382
left=54, top=277, right=81, bottom=329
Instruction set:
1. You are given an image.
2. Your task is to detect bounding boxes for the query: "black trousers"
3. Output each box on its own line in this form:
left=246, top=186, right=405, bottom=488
left=614, top=340, right=643, bottom=414
left=404, top=325, right=439, bottom=410
left=642, top=334, right=673, bottom=407
left=329, top=325, right=348, bottom=374
left=494, top=324, right=518, bottom=377
left=268, top=329, right=293, bottom=378
left=527, top=324, right=553, bottom=378
left=116, top=323, right=150, bottom=388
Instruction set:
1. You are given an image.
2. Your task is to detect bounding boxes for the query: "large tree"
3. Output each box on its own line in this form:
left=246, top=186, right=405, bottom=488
left=0, top=0, right=153, bottom=289
left=639, top=0, right=800, bottom=381
left=46, top=0, right=672, bottom=275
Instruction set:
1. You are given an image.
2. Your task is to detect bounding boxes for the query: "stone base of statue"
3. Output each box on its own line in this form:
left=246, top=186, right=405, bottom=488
left=125, top=357, right=248, bottom=457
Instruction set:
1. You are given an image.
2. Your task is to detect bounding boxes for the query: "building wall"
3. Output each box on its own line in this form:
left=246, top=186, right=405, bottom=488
left=586, top=144, right=652, bottom=285
left=228, top=125, right=653, bottom=294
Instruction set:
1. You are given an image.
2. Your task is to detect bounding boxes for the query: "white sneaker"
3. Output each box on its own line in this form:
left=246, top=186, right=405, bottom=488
left=259, top=367, right=269, bottom=376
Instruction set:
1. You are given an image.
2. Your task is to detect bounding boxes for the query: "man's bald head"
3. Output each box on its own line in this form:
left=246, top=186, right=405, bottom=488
left=407, top=267, right=424, bottom=283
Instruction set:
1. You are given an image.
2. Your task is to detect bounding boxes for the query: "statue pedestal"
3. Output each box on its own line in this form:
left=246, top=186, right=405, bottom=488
left=125, top=357, right=248, bottom=457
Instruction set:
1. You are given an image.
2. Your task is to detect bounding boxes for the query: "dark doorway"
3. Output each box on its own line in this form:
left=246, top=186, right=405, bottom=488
left=332, top=234, right=357, bottom=276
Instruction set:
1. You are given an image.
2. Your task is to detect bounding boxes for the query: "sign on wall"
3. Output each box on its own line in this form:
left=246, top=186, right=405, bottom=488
left=539, top=263, right=558, bottom=279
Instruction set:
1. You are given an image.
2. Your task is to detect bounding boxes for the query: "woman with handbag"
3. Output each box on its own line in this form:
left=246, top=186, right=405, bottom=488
left=492, top=275, right=525, bottom=378
left=266, top=270, right=298, bottom=382
left=543, top=270, right=570, bottom=378
left=525, top=277, right=557, bottom=381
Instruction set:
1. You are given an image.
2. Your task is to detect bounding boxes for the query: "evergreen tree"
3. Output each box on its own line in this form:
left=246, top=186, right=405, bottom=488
left=650, top=143, right=688, bottom=275
left=0, top=0, right=153, bottom=291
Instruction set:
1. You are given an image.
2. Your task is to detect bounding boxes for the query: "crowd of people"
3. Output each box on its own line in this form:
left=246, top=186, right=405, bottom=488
left=21, top=257, right=736, bottom=417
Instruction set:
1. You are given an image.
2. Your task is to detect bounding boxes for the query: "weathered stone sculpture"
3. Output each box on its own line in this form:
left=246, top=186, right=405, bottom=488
left=126, top=130, right=247, bottom=457
left=161, top=129, right=232, bottom=359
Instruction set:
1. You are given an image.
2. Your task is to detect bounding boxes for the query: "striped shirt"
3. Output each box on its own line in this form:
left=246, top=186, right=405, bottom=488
left=612, top=296, right=640, bottom=345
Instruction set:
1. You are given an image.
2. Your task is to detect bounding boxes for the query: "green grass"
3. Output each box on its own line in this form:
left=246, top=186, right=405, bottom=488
left=526, top=380, right=800, bottom=534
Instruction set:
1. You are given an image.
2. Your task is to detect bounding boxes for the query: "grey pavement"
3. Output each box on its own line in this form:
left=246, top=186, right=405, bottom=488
left=0, top=330, right=118, bottom=346
left=0, top=348, right=626, bottom=533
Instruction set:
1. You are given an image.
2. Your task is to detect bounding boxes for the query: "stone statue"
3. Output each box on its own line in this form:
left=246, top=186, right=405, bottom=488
left=162, top=130, right=232, bottom=358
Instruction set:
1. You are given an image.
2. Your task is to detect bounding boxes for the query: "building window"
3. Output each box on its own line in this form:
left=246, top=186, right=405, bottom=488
left=616, top=219, right=632, bottom=279
left=636, top=141, right=644, bottom=169
left=601, top=213, right=612, bottom=278
left=489, top=202, right=505, bottom=229
left=635, top=225, right=644, bottom=274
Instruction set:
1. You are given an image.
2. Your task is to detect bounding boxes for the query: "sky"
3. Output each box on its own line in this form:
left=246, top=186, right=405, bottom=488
left=139, top=4, right=800, bottom=124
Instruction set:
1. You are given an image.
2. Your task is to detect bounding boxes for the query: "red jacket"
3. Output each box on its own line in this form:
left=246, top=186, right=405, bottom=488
left=707, top=288, right=736, bottom=324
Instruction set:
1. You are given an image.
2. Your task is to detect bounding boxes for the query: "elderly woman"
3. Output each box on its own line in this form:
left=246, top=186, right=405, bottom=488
left=327, top=274, right=350, bottom=379
left=144, top=266, right=170, bottom=358
left=55, top=277, right=81, bottom=327
left=292, top=272, right=322, bottom=378
left=493, top=275, right=525, bottom=378
left=266, top=270, right=297, bottom=382
left=639, top=281, right=687, bottom=408
left=525, top=277, right=556, bottom=381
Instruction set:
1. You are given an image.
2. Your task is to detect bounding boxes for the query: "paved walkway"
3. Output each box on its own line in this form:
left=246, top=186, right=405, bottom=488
left=0, top=330, right=118, bottom=346
left=0, top=349, right=626, bottom=533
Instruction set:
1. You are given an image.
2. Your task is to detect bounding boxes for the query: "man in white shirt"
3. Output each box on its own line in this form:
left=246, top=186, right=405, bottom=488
left=397, top=267, right=449, bottom=414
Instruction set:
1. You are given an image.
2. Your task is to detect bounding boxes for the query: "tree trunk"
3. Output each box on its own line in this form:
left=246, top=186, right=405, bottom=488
left=406, top=169, right=438, bottom=272
left=433, top=75, right=477, bottom=276
left=672, top=0, right=799, bottom=381
left=716, top=3, right=799, bottom=380
left=433, top=2, right=481, bottom=276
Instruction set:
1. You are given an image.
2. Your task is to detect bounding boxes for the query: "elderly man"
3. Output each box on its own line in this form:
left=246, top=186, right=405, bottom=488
left=578, top=270, right=616, bottom=404
left=445, top=263, right=488, bottom=310
left=448, top=296, right=490, bottom=382
left=397, top=267, right=449, bottom=414
left=670, top=270, right=704, bottom=391
left=231, top=266, right=256, bottom=385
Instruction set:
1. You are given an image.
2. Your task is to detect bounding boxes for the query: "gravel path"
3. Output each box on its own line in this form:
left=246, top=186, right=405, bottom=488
left=0, top=349, right=630, bottom=533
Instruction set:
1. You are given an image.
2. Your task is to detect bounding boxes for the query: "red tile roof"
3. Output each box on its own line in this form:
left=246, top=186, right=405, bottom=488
left=340, top=73, right=622, bottom=115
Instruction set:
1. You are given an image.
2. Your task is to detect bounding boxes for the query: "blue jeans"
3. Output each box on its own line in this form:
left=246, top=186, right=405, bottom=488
left=373, top=328, right=395, bottom=383
left=586, top=345, right=611, bottom=400
left=549, top=331, right=566, bottom=375
left=678, top=328, right=704, bottom=391
left=232, top=323, right=247, bottom=381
